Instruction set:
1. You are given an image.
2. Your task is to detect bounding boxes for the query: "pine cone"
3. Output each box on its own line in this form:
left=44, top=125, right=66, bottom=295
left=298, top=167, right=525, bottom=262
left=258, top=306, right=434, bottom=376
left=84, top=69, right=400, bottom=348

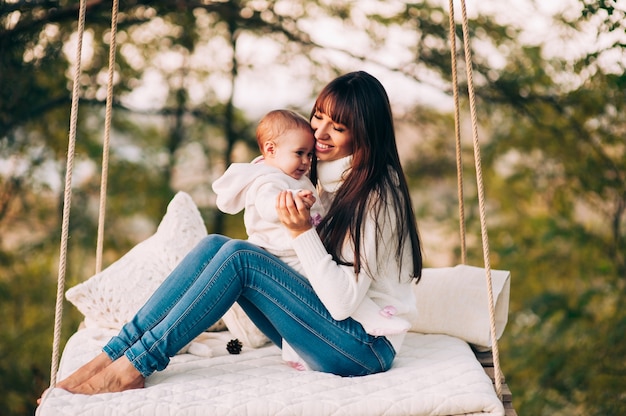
left=226, top=338, right=243, bottom=355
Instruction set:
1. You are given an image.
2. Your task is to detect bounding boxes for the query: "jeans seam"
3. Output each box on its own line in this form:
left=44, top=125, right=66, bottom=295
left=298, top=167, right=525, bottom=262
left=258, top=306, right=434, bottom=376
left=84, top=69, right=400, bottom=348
left=134, top=247, right=241, bottom=369
left=242, top=250, right=384, bottom=373
left=110, top=252, right=215, bottom=363
left=123, top=256, right=225, bottom=374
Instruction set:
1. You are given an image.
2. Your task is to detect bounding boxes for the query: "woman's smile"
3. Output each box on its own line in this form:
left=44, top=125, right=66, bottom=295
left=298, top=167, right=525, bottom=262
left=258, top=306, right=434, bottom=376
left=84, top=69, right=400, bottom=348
left=311, top=112, right=353, bottom=161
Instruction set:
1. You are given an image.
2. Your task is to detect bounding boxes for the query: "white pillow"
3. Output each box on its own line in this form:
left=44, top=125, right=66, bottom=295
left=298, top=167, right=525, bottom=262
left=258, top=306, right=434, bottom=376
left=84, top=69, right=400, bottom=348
left=66, top=191, right=208, bottom=329
left=409, top=265, right=511, bottom=349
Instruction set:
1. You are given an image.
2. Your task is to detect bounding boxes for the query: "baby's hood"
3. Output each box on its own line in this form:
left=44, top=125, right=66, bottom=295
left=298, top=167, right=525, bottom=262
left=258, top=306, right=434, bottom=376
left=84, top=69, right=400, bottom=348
left=212, top=161, right=279, bottom=214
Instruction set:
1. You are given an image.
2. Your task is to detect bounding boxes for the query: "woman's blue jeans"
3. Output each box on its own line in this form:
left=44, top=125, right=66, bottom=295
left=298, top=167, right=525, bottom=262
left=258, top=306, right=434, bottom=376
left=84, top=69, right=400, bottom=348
left=103, top=235, right=395, bottom=377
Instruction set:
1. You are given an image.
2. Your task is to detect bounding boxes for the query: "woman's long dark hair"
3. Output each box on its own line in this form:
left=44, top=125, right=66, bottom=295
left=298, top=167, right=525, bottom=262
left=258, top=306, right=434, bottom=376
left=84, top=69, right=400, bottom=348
left=311, top=71, right=422, bottom=282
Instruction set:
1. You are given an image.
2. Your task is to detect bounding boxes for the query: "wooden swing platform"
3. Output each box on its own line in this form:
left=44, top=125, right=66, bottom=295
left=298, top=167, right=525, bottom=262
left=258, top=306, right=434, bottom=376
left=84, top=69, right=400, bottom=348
left=475, top=349, right=517, bottom=416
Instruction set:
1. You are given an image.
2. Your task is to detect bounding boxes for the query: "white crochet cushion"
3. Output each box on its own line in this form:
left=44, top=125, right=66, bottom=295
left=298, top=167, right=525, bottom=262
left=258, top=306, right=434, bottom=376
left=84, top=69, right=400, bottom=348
left=66, top=191, right=208, bottom=330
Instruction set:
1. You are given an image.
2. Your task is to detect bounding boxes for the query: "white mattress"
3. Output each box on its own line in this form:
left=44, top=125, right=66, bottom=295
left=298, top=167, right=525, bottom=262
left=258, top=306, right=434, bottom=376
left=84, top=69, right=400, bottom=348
left=37, top=328, right=504, bottom=416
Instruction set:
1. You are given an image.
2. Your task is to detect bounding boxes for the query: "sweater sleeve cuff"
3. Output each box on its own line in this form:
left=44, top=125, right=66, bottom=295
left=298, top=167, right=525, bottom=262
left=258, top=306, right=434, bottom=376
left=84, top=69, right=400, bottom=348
left=291, top=228, right=330, bottom=266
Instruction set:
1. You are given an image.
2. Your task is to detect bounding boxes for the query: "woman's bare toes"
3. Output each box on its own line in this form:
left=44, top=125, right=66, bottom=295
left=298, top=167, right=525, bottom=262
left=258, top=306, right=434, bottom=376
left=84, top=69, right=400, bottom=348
left=56, top=352, right=113, bottom=391
left=68, top=356, right=145, bottom=395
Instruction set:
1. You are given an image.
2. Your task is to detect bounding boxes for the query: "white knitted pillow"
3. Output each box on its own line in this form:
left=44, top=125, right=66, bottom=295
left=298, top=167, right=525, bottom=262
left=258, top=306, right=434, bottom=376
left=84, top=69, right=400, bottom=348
left=409, top=265, right=511, bottom=349
left=66, top=192, right=207, bottom=329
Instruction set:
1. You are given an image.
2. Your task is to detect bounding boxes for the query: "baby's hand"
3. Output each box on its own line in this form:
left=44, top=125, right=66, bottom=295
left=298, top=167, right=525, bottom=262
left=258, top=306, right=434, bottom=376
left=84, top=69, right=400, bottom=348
left=297, top=190, right=316, bottom=209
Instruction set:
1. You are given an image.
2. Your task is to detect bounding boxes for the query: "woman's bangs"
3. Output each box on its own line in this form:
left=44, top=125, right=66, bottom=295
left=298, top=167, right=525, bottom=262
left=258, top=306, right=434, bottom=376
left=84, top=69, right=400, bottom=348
left=315, top=91, right=351, bottom=126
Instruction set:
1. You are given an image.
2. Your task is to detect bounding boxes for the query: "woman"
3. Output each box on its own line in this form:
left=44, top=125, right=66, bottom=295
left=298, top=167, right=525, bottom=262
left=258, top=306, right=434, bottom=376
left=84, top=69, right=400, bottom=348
left=53, top=70, right=422, bottom=395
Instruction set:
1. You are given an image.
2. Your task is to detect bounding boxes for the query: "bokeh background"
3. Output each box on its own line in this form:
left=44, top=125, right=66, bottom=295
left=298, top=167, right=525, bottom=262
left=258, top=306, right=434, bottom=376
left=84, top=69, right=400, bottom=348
left=1, top=0, right=624, bottom=414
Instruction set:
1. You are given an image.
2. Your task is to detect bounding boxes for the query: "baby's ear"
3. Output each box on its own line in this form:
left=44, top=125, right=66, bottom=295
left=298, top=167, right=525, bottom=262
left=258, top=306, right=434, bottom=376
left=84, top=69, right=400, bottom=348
left=263, top=141, right=276, bottom=156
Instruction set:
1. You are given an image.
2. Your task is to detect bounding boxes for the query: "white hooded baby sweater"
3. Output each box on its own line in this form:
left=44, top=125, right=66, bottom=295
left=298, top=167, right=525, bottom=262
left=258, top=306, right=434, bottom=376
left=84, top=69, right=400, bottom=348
left=212, top=159, right=323, bottom=273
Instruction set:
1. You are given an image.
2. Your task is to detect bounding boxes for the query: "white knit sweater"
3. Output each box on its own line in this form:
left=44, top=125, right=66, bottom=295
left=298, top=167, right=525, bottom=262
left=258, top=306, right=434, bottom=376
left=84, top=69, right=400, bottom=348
left=292, top=156, right=419, bottom=352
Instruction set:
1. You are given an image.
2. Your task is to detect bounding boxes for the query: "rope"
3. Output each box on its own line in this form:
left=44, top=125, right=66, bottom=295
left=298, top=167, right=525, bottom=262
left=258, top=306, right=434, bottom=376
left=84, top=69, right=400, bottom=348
left=95, top=0, right=120, bottom=273
left=449, top=0, right=504, bottom=399
left=48, top=0, right=119, bottom=388
left=49, top=0, right=88, bottom=388
left=447, top=0, right=467, bottom=264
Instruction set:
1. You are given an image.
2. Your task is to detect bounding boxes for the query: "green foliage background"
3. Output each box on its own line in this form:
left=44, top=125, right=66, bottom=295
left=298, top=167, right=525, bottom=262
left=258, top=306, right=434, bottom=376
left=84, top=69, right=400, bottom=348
left=1, top=1, right=624, bottom=415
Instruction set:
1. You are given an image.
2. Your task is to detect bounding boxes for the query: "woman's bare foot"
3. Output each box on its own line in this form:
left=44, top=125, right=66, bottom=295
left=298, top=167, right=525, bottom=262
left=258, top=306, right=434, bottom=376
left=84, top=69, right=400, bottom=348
left=67, top=356, right=145, bottom=395
left=37, top=352, right=113, bottom=404
left=56, top=352, right=113, bottom=391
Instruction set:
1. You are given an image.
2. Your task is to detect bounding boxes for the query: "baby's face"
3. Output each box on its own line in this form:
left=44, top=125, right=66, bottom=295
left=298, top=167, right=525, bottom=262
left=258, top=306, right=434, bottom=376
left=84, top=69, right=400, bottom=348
left=266, top=128, right=315, bottom=180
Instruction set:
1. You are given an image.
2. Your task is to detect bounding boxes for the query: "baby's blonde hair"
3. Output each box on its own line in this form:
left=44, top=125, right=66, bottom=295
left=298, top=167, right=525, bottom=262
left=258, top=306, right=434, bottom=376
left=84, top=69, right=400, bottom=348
left=256, top=109, right=312, bottom=154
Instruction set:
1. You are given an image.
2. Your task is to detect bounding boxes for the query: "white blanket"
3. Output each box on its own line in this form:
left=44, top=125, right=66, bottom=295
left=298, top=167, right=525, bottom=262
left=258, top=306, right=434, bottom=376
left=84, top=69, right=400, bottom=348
left=37, top=328, right=504, bottom=416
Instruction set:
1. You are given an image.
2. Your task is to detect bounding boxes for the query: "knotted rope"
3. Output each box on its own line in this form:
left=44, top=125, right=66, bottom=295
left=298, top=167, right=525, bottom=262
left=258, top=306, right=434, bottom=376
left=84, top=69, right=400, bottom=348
left=48, top=0, right=87, bottom=388
left=447, top=0, right=504, bottom=399
left=95, top=0, right=119, bottom=273
left=48, top=0, right=119, bottom=388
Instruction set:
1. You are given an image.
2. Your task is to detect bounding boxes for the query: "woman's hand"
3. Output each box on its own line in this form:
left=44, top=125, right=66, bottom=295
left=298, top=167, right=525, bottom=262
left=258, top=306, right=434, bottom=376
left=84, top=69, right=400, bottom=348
left=276, top=190, right=313, bottom=238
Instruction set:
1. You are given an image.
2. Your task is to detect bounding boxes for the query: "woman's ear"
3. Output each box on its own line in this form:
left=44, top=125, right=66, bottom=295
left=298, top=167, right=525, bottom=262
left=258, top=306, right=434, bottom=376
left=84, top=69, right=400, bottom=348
left=263, top=141, right=276, bottom=157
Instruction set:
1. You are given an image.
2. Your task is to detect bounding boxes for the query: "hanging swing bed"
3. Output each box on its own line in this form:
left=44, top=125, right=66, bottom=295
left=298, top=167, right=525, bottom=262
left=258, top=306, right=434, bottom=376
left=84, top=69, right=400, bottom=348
left=37, top=0, right=516, bottom=415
